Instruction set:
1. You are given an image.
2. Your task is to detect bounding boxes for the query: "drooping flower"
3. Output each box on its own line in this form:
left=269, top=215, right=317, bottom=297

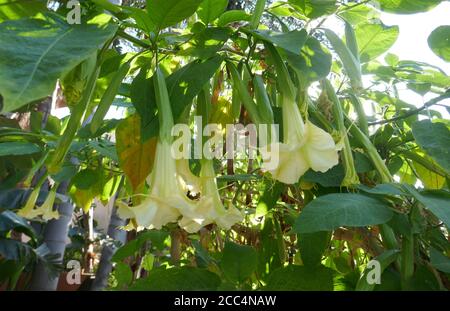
left=176, top=158, right=201, bottom=195
left=179, top=160, right=243, bottom=233
left=17, top=186, right=59, bottom=220
left=261, top=95, right=339, bottom=184
left=33, top=187, right=59, bottom=221
left=17, top=187, right=40, bottom=219
left=117, top=140, right=195, bottom=230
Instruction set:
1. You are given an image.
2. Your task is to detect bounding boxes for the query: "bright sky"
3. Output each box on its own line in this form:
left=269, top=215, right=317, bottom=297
left=380, top=2, right=450, bottom=117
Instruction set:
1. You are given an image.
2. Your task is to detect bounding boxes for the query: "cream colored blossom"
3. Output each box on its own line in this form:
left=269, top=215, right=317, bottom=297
left=261, top=96, right=339, bottom=184
left=117, top=140, right=194, bottom=230
left=179, top=160, right=243, bottom=233
left=18, top=187, right=59, bottom=220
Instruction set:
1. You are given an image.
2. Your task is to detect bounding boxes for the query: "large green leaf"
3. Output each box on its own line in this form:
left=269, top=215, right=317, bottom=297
left=338, top=4, right=379, bottom=25
left=0, top=0, right=46, bottom=21
left=0, top=142, right=41, bottom=156
left=146, top=0, right=202, bottom=31
left=297, top=231, right=330, bottom=267
left=221, top=241, right=258, bottom=284
left=355, top=23, right=399, bottom=63
left=266, top=265, right=334, bottom=290
left=412, top=120, right=450, bottom=173
left=428, top=26, right=450, bottom=62
left=293, top=193, right=394, bottom=233
left=217, top=10, right=250, bottom=27
left=286, top=36, right=332, bottom=83
left=405, top=187, right=450, bottom=229
left=130, top=267, right=221, bottom=290
left=131, top=55, right=223, bottom=141
left=0, top=14, right=117, bottom=112
left=289, top=0, right=337, bottom=19
left=376, top=0, right=442, bottom=14
left=249, top=29, right=308, bottom=55
left=197, top=0, right=228, bottom=24
left=0, top=210, right=36, bottom=238
left=430, top=247, right=450, bottom=273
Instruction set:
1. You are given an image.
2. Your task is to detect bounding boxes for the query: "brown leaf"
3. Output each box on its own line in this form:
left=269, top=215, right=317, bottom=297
left=116, top=114, right=156, bottom=191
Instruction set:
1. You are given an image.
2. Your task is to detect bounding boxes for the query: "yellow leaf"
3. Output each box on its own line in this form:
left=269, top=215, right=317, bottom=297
left=116, top=114, right=156, bottom=191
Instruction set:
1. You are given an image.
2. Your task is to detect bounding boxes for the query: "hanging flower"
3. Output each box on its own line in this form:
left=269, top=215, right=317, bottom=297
left=17, top=186, right=59, bottom=220
left=17, top=187, right=40, bottom=219
left=176, top=158, right=201, bottom=195
left=179, top=160, right=243, bottom=233
left=261, top=95, right=339, bottom=184
left=117, top=140, right=195, bottom=230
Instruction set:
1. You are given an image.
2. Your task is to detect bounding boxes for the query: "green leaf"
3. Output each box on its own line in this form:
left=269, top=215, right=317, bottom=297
left=0, top=14, right=117, bottom=112
left=146, top=0, right=202, bottom=31
left=217, top=10, right=250, bottom=27
left=71, top=169, right=99, bottom=190
left=132, top=55, right=223, bottom=141
left=338, top=4, right=379, bottom=25
left=303, top=152, right=373, bottom=187
left=221, top=241, right=258, bottom=284
left=113, top=262, right=133, bottom=289
left=412, top=120, right=450, bottom=173
left=255, top=182, right=284, bottom=217
left=266, top=265, right=334, bottom=290
left=376, top=0, right=442, bottom=14
left=428, top=26, right=450, bottom=62
left=404, top=187, right=450, bottom=229
left=286, top=36, right=332, bottom=83
left=197, top=0, right=228, bottom=24
left=358, top=183, right=407, bottom=197
left=297, top=231, right=330, bottom=266
left=293, top=193, right=394, bottom=233
left=181, top=27, right=230, bottom=60
left=130, top=267, right=221, bottom=290
left=0, top=0, right=46, bottom=21
left=0, top=210, right=36, bottom=239
left=250, top=29, right=308, bottom=55
left=430, top=247, right=450, bottom=273
left=140, top=252, right=155, bottom=272
left=289, top=0, right=337, bottom=19
left=355, top=23, right=399, bottom=63
left=323, top=29, right=362, bottom=90
left=0, top=142, right=41, bottom=156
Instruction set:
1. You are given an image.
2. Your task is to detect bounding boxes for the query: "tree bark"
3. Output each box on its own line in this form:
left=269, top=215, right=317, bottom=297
left=29, top=182, right=74, bottom=291
left=90, top=206, right=126, bottom=291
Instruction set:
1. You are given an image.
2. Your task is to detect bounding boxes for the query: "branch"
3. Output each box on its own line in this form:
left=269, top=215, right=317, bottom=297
left=369, top=92, right=450, bottom=126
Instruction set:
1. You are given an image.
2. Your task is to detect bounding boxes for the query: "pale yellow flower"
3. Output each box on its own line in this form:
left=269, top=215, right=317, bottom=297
left=261, top=96, right=339, bottom=184
left=117, top=140, right=195, bottom=230
left=179, top=160, right=243, bottom=233
left=18, top=187, right=59, bottom=220
left=17, top=187, right=40, bottom=219
left=176, top=158, right=201, bottom=195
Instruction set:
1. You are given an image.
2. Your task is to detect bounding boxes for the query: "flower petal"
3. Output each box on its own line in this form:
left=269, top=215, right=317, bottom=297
left=303, top=121, right=339, bottom=172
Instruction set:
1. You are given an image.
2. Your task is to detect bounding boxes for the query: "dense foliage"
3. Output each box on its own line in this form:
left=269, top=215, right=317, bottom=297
left=0, top=0, right=449, bottom=291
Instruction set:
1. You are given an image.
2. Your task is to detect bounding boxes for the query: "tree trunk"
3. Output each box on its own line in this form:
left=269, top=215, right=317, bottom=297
left=90, top=206, right=126, bottom=291
left=29, top=182, right=74, bottom=291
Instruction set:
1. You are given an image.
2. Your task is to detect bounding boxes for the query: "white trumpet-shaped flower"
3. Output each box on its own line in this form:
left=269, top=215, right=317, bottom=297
left=176, top=158, right=201, bottom=195
left=179, top=160, right=243, bottom=233
left=261, top=96, right=339, bottom=184
left=117, top=140, right=196, bottom=230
